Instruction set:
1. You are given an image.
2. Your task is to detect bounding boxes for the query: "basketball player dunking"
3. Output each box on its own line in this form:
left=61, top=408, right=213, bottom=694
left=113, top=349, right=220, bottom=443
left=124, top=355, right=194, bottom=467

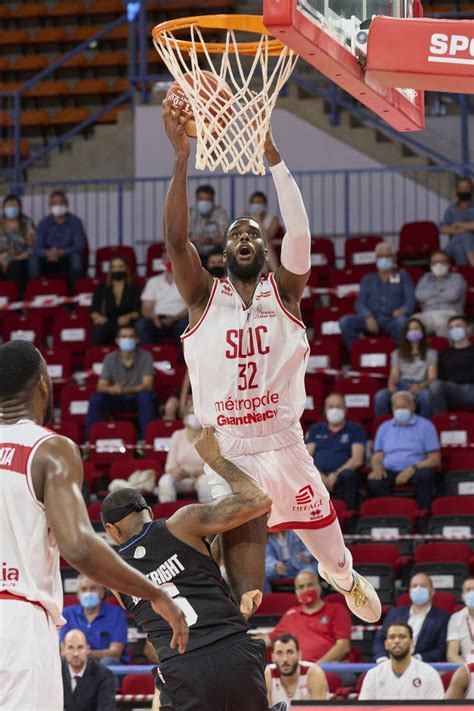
left=162, top=104, right=381, bottom=624
left=0, top=341, right=188, bottom=711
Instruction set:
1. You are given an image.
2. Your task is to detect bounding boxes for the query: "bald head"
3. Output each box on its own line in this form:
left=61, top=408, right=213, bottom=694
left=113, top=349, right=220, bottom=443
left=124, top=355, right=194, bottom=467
left=62, top=629, right=89, bottom=671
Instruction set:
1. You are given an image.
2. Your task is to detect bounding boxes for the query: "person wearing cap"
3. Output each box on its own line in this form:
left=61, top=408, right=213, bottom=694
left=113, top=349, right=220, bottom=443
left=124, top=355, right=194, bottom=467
left=99, top=428, right=286, bottom=711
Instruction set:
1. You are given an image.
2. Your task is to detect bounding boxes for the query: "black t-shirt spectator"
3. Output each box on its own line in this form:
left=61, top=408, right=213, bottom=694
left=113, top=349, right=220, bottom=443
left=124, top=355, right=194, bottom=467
left=438, top=345, right=474, bottom=384
left=90, top=282, right=141, bottom=322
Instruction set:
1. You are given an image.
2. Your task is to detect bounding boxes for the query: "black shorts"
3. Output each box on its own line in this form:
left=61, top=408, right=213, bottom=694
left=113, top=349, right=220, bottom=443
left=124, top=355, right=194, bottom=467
left=154, top=634, right=269, bottom=711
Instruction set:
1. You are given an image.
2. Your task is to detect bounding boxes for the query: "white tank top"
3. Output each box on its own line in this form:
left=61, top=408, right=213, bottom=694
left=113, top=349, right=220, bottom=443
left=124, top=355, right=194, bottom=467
left=466, top=663, right=474, bottom=700
left=182, top=274, right=309, bottom=452
left=269, top=662, right=312, bottom=705
left=0, top=419, right=63, bottom=625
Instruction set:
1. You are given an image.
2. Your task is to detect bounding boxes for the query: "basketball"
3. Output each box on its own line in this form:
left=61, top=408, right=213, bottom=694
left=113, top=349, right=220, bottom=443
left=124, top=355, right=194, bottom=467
left=165, top=70, right=233, bottom=138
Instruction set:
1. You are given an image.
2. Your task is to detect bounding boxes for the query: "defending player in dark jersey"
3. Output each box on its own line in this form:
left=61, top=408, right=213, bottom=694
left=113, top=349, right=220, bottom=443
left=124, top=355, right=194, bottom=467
left=101, top=428, right=285, bottom=711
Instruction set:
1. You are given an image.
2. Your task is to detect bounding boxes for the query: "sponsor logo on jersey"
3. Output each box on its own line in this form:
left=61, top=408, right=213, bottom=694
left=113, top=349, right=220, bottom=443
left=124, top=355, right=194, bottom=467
left=292, top=486, right=325, bottom=514
left=295, top=485, right=314, bottom=505
left=320, top=615, right=329, bottom=624
left=220, top=283, right=233, bottom=296
left=216, top=409, right=278, bottom=426
left=1, top=562, right=20, bottom=585
left=0, top=447, right=15, bottom=467
left=134, top=546, right=146, bottom=559
left=255, top=289, right=271, bottom=300
left=215, top=390, right=279, bottom=413
left=225, top=326, right=270, bottom=359
left=412, top=678, right=422, bottom=687
left=255, top=309, right=276, bottom=319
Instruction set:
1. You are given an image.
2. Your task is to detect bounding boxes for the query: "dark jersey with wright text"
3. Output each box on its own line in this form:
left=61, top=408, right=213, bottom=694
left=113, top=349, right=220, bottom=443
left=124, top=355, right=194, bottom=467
left=117, top=519, right=249, bottom=661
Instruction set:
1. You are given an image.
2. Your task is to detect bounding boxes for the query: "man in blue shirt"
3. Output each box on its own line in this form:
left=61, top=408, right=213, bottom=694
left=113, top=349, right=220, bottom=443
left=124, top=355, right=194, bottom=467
left=60, top=574, right=129, bottom=668
left=31, top=190, right=86, bottom=289
left=339, top=242, right=415, bottom=349
left=367, top=390, right=441, bottom=508
left=264, top=530, right=317, bottom=591
left=306, top=392, right=366, bottom=510
left=440, top=177, right=474, bottom=267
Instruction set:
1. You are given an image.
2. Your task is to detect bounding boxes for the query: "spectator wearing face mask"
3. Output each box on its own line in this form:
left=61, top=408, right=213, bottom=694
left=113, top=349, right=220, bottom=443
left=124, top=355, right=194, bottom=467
left=305, top=392, right=366, bottom=510
left=339, top=242, right=416, bottom=350
left=412, top=250, right=467, bottom=337
left=157, top=407, right=211, bottom=503
left=245, top=191, right=279, bottom=243
left=440, top=177, right=474, bottom=267
left=205, top=247, right=226, bottom=278
left=136, top=250, right=187, bottom=346
left=429, top=316, right=474, bottom=413
left=90, top=256, right=141, bottom=346
left=446, top=577, right=474, bottom=663
left=32, top=190, right=86, bottom=289
left=372, top=573, right=449, bottom=663
left=85, top=325, right=156, bottom=440
left=0, top=193, right=35, bottom=296
left=375, top=318, right=437, bottom=419
left=188, top=184, right=228, bottom=260
left=368, top=390, right=441, bottom=508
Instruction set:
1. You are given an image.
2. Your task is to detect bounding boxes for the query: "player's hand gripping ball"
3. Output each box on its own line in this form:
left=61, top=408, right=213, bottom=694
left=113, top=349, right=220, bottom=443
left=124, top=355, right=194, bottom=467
left=165, top=70, right=233, bottom=138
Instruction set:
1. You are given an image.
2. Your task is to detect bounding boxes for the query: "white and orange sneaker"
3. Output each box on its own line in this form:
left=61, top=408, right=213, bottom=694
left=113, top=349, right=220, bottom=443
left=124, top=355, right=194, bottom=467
left=318, top=564, right=382, bottom=623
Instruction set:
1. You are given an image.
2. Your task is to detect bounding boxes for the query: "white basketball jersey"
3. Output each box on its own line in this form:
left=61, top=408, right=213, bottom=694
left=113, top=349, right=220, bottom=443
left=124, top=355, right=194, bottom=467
left=183, top=274, right=309, bottom=443
left=269, top=662, right=312, bottom=705
left=0, top=419, right=63, bottom=625
left=466, top=663, right=474, bottom=700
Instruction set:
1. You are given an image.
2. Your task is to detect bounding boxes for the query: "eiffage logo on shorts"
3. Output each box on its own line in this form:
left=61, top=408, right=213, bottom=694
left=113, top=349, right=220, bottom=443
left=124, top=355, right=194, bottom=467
left=295, top=484, right=314, bottom=505
left=428, top=33, right=474, bottom=65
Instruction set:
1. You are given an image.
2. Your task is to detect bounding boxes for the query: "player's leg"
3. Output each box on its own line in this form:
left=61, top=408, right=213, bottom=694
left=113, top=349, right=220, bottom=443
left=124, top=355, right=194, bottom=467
left=221, top=514, right=267, bottom=611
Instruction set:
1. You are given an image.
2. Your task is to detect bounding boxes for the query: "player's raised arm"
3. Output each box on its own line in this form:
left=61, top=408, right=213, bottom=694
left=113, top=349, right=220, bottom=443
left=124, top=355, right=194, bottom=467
left=266, top=129, right=311, bottom=303
left=166, top=428, right=272, bottom=538
left=37, top=436, right=188, bottom=652
left=162, top=102, right=212, bottom=309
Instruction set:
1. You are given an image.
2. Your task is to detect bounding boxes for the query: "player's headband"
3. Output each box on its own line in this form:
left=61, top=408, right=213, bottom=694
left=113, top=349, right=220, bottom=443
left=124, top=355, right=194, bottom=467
left=101, top=498, right=148, bottom=525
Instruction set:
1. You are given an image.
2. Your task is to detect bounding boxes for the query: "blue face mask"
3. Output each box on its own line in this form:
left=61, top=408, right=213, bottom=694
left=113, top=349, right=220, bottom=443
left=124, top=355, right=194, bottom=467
left=4, top=206, right=19, bottom=219
left=249, top=202, right=264, bottom=215
left=410, top=586, right=430, bottom=606
left=376, top=256, right=393, bottom=271
left=463, top=591, right=474, bottom=609
left=79, top=591, right=101, bottom=609
left=449, top=326, right=466, bottom=343
left=119, top=337, right=136, bottom=353
left=394, top=408, right=412, bottom=425
left=197, top=200, right=213, bottom=216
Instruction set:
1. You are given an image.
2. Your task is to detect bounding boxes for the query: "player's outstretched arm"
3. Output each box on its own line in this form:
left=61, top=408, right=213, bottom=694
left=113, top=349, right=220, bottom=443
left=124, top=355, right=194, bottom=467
left=162, top=102, right=211, bottom=309
left=444, top=665, right=468, bottom=699
left=167, top=428, right=272, bottom=537
left=265, top=129, right=311, bottom=303
left=37, top=436, right=188, bottom=652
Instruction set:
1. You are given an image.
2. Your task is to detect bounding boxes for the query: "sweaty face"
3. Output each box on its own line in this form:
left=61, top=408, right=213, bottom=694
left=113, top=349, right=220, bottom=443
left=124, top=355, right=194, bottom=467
left=225, top=220, right=266, bottom=282
left=272, top=642, right=300, bottom=676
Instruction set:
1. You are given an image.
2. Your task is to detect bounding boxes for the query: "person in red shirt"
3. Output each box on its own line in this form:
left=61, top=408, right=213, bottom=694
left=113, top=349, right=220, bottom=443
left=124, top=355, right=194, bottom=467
left=255, top=570, right=351, bottom=662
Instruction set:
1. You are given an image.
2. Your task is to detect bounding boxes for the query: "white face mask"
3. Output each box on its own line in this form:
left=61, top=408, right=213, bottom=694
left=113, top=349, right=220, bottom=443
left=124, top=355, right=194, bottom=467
left=51, top=204, right=67, bottom=218
left=185, top=414, right=201, bottom=430
left=326, top=407, right=345, bottom=425
left=431, top=263, right=449, bottom=277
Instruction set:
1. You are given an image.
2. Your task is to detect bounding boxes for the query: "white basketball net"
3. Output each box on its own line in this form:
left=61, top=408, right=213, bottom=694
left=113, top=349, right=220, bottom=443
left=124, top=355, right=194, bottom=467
left=153, top=24, right=298, bottom=175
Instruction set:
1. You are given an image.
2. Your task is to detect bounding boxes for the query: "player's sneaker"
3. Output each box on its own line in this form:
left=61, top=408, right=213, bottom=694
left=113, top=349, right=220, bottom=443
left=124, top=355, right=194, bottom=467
left=271, top=703, right=288, bottom=711
left=318, top=564, right=382, bottom=623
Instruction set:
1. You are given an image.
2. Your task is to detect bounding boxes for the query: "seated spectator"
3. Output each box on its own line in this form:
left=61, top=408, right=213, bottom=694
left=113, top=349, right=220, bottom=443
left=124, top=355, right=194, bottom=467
left=85, top=326, right=156, bottom=439
left=188, top=184, right=228, bottom=259
left=359, top=622, right=444, bottom=700
left=32, top=190, right=86, bottom=290
left=440, top=176, right=474, bottom=267
left=205, top=247, right=226, bottom=277
left=0, top=194, right=35, bottom=296
left=372, top=573, right=449, bottom=663
left=446, top=576, right=474, bottom=663
left=245, top=191, right=279, bottom=242
left=61, top=629, right=116, bottom=711
left=445, top=661, right=474, bottom=699
left=339, top=242, right=415, bottom=349
left=157, top=406, right=211, bottom=503
left=429, top=316, right=474, bottom=413
left=90, top=256, right=141, bottom=346
left=265, top=634, right=328, bottom=705
left=368, top=391, right=441, bottom=508
left=413, top=249, right=467, bottom=337
left=136, top=250, right=187, bottom=346
left=265, top=530, right=317, bottom=592
left=254, top=570, right=351, bottom=663
left=375, top=318, right=437, bottom=419
left=305, top=392, right=366, bottom=510
left=60, top=576, right=128, bottom=668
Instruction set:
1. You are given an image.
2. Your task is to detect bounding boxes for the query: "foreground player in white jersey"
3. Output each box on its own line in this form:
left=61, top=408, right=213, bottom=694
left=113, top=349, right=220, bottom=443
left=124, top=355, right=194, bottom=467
left=0, top=340, right=188, bottom=711
left=162, top=104, right=380, bottom=624
left=266, top=634, right=327, bottom=706
left=445, top=662, right=474, bottom=700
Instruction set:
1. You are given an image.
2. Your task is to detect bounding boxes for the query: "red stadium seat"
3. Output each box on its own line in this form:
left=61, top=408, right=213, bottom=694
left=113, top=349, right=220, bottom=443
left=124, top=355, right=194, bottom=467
left=350, top=337, right=394, bottom=377
left=0, top=280, right=19, bottom=304
left=328, top=266, right=375, bottom=305
left=446, top=448, right=474, bottom=472
left=87, top=502, right=102, bottom=522
left=4, top=311, right=45, bottom=346
left=431, top=495, right=474, bottom=517
left=143, top=343, right=180, bottom=371
left=48, top=420, right=81, bottom=443
left=52, top=310, right=91, bottom=353
left=89, top=421, right=136, bottom=465
left=25, top=278, right=68, bottom=301
left=312, top=304, right=353, bottom=339
left=359, top=497, right=418, bottom=521
left=349, top=542, right=403, bottom=578
left=109, top=457, right=163, bottom=482
left=396, top=590, right=458, bottom=614
left=403, top=265, right=425, bottom=284
left=256, top=593, right=298, bottom=615
left=334, top=376, right=379, bottom=424
left=121, top=674, right=155, bottom=695
left=155, top=365, right=187, bottom=401
left=307, top=338, right=343, bottom=372
left=412, top=542, right=474, bottom=590
left=43, top=347, right=73, bottom=388
left=60, top=383, right=96, bottom=426
left=309, top=237, right=335, bottom=286
left=95, top=246, right=137, bottom=278
left=302, top=374, right=324, bottom=428
left=145, top=419, right=183, bottom=455
left=146, top=243, right=165, bottom=276
left=433, top=412, right=474, bottom=449
left=398, top=221, right=439, bottom=263
left=332, top=498, right=357, bottom=532
left=152, top=501, right=193, bottom=518
left=344, top=235, right=382, bottom=268
left=84, top=345, right=116, bottom=376
left=414, top=542, right=473, bottom=568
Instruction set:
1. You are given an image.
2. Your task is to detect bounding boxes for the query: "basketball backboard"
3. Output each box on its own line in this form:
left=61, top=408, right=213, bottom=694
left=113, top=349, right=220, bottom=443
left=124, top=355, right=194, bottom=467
left=263, top=0, right=426, bottom=131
